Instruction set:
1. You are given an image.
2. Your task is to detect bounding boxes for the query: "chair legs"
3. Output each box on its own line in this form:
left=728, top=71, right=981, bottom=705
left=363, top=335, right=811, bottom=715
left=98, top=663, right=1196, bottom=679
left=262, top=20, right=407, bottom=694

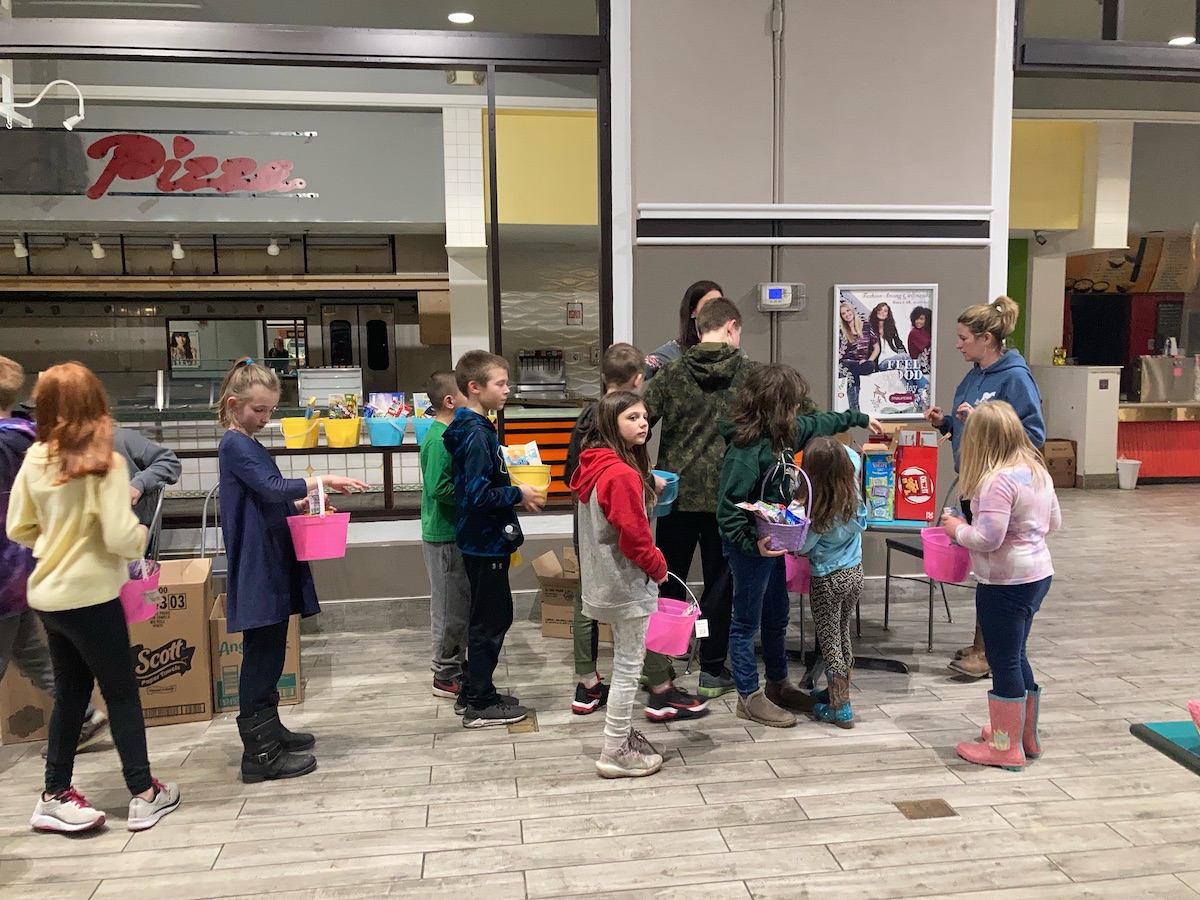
left=883, top=545, right=893, bottom=630
left=927, top=578, right=935, bottom=653
left=941, top=582, right=952, bottom=624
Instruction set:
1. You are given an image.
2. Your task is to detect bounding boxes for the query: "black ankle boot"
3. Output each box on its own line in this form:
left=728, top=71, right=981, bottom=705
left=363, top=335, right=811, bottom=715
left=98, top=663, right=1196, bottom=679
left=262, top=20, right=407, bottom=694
left=237, top=709, right=317, bottom=784
left=267, top=690, right=315, bottom=752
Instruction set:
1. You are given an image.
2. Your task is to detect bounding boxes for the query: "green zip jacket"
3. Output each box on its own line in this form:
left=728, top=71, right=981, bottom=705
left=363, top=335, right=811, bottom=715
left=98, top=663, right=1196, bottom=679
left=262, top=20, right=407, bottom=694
left=716, top=409, right=869, bottom=554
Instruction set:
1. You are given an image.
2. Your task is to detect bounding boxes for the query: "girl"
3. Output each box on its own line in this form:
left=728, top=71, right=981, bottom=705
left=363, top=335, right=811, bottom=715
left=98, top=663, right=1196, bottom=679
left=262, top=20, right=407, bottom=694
left=925, top=295, right=1045, bottom=679
left=569, top=391, right=669, bottom=778
left=907, top=306, right=932, bottom=361
left=6, top=362, right=180, bottom=833
left=717, top=364, right=874, bottom=728
left=941, top=400, right=1059, bottom=771
left=799, top=436, right=868, bottom=729
left=869, top=303, right=905, bottom=355
left=217, top=358, right=367, bottom=783
left=837, top=300, right=879, bottom=413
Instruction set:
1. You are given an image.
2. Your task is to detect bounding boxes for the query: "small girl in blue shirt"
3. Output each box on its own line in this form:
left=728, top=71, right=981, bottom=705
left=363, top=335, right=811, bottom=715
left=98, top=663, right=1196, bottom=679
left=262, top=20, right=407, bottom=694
left=217, top=358, right=366, bottom=783
left=799, top=436, right=867, bottom=729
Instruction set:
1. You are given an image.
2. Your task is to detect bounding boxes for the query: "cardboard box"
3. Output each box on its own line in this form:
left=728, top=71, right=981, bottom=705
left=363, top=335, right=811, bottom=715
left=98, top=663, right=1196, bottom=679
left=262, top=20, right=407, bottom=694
left=0, top=656, right=52, bottom=744
left=895, top=445, right=939, bottom=523
left=127, top=558, right=213, bottom=726
left=1042, top=439, right=1077, bottom=489
left=209, top=595, right=303, bottom=713
left=540, top=597, right=612, bottom=643
left=533, top=548, right=612, bottom=642
left=863, top=443, right=896, bottom=521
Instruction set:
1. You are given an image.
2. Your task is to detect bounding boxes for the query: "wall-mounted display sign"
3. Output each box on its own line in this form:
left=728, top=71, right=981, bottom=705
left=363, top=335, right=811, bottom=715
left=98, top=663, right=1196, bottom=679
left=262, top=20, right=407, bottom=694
left=833, top=284, right=936, bottom=420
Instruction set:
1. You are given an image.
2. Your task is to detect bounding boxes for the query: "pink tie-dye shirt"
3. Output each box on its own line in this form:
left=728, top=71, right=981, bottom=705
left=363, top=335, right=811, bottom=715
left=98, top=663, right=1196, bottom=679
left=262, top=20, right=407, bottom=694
left=953, top=464, right=1061, bottom=585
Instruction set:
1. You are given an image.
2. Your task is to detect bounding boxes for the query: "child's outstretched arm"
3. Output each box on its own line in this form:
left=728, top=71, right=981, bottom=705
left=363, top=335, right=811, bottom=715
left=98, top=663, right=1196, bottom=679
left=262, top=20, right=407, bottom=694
left=795, top=410, right=883, bottom=448
left=596, top=470, right=667, bottom=583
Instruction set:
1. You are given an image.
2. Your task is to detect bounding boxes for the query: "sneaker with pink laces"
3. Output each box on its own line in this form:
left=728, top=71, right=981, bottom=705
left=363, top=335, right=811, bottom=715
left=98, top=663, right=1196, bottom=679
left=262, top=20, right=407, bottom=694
left=30, top=787, right=106, bottom=833
left=126, top=778, right=181, bottom=832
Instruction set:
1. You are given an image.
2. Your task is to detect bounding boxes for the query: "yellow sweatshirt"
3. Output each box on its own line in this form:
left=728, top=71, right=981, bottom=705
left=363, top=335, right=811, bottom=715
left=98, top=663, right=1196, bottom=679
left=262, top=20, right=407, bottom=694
left=5, top=445, right=146, bottom=612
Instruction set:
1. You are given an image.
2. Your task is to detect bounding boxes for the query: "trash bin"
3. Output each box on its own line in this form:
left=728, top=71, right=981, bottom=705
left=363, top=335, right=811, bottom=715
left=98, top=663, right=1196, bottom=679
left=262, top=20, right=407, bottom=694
left=1116, top=458, right=1142, bottom=490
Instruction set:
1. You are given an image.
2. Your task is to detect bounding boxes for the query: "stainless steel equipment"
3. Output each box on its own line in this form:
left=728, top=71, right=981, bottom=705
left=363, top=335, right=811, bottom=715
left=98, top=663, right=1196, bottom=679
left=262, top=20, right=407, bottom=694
left=513, top=348, right=567, bottom=401
left=321, top=303, right=397, bottom=395
left=1138, top=355, right=1197, bottom=403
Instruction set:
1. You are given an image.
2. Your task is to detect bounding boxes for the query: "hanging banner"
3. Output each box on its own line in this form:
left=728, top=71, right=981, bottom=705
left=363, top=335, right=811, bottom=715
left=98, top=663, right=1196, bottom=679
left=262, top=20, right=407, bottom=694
left=833, top=284, right=937, bottom=420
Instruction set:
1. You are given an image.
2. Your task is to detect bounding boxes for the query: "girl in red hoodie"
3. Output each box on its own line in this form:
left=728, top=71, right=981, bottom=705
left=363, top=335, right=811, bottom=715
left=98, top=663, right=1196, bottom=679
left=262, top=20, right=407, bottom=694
left=570, top=392, right=670, bottom=778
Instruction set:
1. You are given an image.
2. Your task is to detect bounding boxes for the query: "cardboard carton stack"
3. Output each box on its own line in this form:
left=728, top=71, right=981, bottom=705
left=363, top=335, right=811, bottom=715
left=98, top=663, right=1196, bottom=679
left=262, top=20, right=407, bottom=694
left=210, top=595, right=303, bottom=713
left=533, top=548, right=612, bottom=643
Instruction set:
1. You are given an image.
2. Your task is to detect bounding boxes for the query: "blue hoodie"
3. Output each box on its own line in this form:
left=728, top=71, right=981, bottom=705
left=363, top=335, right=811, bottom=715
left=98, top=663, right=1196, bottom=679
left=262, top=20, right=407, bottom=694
left=940, top=350, right=1045, bottom=472
left=0, top=414, right=37, bottom=618
left=442, top=407, right=524, bottom=557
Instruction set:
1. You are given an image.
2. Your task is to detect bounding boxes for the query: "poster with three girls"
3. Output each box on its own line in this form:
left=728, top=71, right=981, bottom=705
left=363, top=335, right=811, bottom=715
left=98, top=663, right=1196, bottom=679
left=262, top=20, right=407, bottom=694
left=833, top=284, right=936, bottom=419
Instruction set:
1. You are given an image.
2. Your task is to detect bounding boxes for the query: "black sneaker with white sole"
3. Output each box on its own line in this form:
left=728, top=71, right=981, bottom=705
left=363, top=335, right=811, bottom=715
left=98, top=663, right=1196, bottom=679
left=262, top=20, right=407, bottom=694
left=455, top=692, right=519, bottom=716
left=462, top=701, right=528, bottom=728
left=571, top=679, right=609, bottom=715
left=644, top=684, right=709, bottom=721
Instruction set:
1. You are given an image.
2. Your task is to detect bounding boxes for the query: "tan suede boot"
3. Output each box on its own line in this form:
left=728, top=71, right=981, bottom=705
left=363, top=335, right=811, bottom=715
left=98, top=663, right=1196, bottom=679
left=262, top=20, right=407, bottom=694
left=766, top=678, right=816, bottom=713
left=949, top=625, right=990, bottom=678
left=736, top=688, right=797, bottom=728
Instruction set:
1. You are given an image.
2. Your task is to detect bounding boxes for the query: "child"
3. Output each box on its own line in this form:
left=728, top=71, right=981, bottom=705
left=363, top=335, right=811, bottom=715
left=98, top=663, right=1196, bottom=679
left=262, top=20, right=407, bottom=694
left=216, top=358, right=367, bottom=782
left=717, top=365, right=876, bottom=728
left=570, top=392, right=668, bottom=777
left=941, top=400, right=1059, bottom=771
left=642, top=297, right=762, bottom=699
left=564, top=343, right=706, bottom=720
left=419, top=371, right=471, bottom=701
left=443, top=350, right=544, bottom=728
left=799, top=436, right=869, bottom=729
left=6, top=362, right=179, bottom=833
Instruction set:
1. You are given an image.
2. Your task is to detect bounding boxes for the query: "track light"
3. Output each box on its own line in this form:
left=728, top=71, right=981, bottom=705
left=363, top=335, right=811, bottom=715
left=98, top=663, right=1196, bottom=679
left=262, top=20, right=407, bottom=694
left=91, top=238, right=106, bottom=260
left=171, top=239, right=185, bottom=261
left=0, top=76, right=85, bottom=130
left=13, top=237, right=28, bottom=259
left=267, top=238, right=281, bottom=257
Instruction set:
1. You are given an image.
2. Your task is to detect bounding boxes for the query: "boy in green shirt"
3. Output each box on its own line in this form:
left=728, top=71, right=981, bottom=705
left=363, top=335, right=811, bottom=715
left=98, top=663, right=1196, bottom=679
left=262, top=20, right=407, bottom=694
left=419, top=371, right=470, bottom=701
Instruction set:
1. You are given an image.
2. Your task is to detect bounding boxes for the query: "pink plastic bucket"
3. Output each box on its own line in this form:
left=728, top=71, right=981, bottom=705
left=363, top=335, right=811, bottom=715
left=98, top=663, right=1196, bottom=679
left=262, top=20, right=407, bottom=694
left=646, top=597, right=699, bottom=656
left=120, top=560, right=161, bottom=624
left=288, top=512, right=351, bottom=561
left=921, top=527, right=971, bottom=583
left=785, top=554, right=811, bottom=594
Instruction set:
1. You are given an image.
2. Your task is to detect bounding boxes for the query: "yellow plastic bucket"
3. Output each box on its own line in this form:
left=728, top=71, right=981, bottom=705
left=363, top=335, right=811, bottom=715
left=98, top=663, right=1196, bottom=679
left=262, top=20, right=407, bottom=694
left=323, top=418, right=362, bottom=448
left=280, top=417, right=320, bottom=450
left=509, top=463, right=551, bottom=500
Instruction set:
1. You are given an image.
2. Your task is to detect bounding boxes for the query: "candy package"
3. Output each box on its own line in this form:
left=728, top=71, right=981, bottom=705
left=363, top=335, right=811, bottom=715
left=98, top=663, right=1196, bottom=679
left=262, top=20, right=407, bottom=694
left=502, top=441, right=542, bottom=466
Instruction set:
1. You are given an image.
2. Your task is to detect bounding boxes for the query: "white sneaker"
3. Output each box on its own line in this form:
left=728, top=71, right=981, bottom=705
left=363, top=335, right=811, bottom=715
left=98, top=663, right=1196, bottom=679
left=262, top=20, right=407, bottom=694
left=30, top=787, right=106, bottom=833
left=77, top=708, right=110, bottom=751
left=127, top=779, right=181, bottom=832
left=596, top=729, right=664, bottom=779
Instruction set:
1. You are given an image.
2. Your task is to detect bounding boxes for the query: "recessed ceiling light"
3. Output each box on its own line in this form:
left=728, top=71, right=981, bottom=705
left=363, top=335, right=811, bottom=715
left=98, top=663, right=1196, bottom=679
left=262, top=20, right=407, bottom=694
left=448, top=12, right=474, bottom=25
left=1169, top=35, right=1196, bottom=46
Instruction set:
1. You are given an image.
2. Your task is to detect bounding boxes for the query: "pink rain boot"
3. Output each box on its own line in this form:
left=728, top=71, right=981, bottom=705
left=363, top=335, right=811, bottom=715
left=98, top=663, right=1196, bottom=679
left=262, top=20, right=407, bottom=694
left=958, top=693, right=1026, bottom=771
left=979, top=686, right=1042, bottom=759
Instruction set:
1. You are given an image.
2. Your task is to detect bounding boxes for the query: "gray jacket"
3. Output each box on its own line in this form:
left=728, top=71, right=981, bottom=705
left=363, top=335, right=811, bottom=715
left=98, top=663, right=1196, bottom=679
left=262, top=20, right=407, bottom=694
left=113, top=427, right=182, bottom=526
left=569, top=447, right=667, bottom=623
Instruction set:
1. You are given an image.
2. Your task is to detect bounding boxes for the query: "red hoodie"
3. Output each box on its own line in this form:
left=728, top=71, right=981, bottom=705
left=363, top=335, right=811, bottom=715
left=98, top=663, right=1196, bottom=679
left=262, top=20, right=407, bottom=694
left=570, top=447, right=667, bottom=585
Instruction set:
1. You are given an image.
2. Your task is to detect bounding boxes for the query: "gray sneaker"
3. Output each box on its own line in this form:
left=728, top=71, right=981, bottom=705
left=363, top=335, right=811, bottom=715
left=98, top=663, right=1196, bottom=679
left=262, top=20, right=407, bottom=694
left=77, top=708, right=109, bottom=750
left=30, top=787, right=106, bottom=833
left=462, top=701, right=528, bottom=728
left=596, top=729, right=664, bottom=779
left=698, top=669, right=737, bottom=699
left=127, top=779, right=180, bottom=832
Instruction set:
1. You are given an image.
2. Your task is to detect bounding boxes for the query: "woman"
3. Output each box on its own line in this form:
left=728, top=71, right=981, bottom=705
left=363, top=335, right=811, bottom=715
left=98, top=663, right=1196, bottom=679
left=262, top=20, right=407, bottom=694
left=925, top=296, right=1045, bottom=679
left=644, top=280, right=723, bottom=378
left=169, top=332, right=194, bottom=365
left=908, top=306, right=932, bottom=360
left=870, top=303, right=905, bottom=355
left=837, top=301, right=879, bottom=413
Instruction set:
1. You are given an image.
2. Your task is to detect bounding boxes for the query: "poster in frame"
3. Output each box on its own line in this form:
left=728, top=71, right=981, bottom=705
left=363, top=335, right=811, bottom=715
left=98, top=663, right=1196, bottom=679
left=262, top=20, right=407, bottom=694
left=833, top=284, right=936, bottom=420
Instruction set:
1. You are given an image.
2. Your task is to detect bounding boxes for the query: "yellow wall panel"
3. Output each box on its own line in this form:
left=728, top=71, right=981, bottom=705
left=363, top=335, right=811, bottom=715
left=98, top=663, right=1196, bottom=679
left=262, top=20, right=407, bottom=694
left=485, top=110, right=598, bottom=226
left=1009, top=120, right=1087, bottom=231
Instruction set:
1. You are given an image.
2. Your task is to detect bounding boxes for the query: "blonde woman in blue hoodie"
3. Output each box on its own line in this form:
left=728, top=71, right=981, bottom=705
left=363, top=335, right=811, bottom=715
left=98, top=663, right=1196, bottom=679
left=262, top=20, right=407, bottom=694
left=570, top=391, right=672, bottom=779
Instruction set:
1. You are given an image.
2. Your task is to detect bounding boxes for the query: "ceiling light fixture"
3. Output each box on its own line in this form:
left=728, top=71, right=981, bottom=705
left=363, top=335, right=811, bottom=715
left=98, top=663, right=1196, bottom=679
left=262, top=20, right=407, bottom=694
left=0, top=75, right=86, bottom=130
left=171, top=239, right=185, bottom=261
left=91, top=238, right=106, bottom=260
left=1169, top=35, right=1196, bottom=46
left=267, top=238, right=281, bottom=257
left=13, top=237, right=29, bottom=259
left=448, top=12, right=474, bottom=24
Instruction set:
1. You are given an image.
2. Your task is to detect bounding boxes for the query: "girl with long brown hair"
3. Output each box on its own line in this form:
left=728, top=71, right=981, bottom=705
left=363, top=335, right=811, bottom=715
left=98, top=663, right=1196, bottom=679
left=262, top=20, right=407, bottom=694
left=571, top=391, right=673, bottom=777
left=6, top=362, right=180, bottom=833
left=717, top=364, right=878, bottom=728
left=799, top=436, right=868, bottom=729
left=870, top=302, right=905, bottom=355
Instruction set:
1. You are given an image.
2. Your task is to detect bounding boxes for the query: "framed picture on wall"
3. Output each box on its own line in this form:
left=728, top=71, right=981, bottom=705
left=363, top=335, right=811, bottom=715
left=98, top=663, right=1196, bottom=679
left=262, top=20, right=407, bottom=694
left=832, top=284, right=936, bottom=420
left=168, top=330, right=200, bottom=368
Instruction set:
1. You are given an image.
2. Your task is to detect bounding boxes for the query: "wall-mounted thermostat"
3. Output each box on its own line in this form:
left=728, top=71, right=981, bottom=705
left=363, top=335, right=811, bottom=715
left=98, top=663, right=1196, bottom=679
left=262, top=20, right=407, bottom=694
left=757, top=282, right=806, bottom=312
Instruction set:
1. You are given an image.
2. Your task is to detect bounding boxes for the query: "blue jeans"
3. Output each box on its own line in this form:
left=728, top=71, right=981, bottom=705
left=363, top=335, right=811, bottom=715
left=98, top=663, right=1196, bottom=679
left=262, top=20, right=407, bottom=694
left=725, top=543, right=790, bottom=696
left=975, top=576, right=1051, bottom=699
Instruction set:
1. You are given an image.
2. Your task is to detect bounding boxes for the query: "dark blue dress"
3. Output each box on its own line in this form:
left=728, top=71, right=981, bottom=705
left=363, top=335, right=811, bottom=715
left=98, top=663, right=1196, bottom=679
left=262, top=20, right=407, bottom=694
left=218, top=430, right=318, bottom=632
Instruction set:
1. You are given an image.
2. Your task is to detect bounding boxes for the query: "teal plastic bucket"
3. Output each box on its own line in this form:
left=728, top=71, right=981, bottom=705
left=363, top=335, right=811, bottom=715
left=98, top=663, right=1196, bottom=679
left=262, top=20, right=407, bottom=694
left=652, top=469, right=679, bottom=517
left=413, top=416, right=435, bottom=446
left=365, top=417, right=407, bottom=447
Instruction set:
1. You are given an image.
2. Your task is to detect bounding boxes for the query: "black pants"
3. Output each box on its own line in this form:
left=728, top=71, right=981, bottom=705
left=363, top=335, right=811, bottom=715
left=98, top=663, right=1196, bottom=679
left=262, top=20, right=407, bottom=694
left=38, top=599, right=152, bottom=795
left=239, top=619, right=290, bottom=719
left=462, top=553, right=514, bottom=709
left=655, top=511, right=733, bottom=677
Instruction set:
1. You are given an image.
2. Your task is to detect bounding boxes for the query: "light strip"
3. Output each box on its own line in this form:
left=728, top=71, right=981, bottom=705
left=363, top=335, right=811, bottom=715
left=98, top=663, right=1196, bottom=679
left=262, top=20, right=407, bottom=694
left=636, top=237, right=991, bottom=247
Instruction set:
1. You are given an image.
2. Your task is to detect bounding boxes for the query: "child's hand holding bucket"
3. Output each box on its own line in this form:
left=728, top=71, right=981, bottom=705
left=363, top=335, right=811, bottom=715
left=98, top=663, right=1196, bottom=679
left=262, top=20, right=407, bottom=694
left=517, top=482, right=546, bottom=512
left=940, top=510, right=964, bottom=541
left=652, top=473, right=667, bottom=496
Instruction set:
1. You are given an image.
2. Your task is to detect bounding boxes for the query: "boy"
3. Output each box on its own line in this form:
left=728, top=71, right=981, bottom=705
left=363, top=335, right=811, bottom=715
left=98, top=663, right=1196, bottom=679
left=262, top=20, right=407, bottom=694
left=564, top=343, right=707, bottom=721
left=419, top=371, right=471, bottom=701
left=443, top=351, right=544, bottom=728
left=0, top=356, right=108, bottom=748
left=642, top=297, right=766, bottom=699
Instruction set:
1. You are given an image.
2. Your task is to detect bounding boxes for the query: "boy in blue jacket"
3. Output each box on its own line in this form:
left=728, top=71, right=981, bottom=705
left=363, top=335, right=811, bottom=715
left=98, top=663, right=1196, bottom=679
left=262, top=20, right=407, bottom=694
left=443, top=351, right=544, bottom=728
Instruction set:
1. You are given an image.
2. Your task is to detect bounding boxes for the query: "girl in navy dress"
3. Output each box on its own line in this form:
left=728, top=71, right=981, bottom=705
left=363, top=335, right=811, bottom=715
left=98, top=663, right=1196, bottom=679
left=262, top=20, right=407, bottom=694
left=217, top=358, right=366, bottom=783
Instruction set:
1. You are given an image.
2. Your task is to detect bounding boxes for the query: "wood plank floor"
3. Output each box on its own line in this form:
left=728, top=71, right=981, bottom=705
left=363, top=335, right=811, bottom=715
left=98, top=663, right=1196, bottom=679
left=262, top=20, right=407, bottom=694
left=2, top=485, right=1199, bottom=899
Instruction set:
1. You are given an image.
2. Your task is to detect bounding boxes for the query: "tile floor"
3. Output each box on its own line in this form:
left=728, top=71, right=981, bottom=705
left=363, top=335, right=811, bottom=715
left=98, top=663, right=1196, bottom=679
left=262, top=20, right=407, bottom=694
left=2, top=485, right=1199, bottom=899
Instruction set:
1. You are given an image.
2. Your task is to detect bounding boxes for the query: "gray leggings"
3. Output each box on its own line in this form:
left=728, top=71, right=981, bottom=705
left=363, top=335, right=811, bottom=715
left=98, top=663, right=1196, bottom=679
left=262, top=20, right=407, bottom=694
left=602, top=615, right=649, bottom=754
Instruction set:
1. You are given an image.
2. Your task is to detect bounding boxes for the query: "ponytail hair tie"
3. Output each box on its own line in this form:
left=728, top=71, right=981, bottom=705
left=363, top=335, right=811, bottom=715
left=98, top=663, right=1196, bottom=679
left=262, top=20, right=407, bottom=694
left=242, top=358, right=255, bottom=366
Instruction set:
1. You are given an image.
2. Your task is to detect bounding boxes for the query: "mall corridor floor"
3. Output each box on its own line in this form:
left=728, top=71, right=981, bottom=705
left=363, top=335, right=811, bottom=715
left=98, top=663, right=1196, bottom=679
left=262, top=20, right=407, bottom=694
left=2, top=486, right=1199, bottom=899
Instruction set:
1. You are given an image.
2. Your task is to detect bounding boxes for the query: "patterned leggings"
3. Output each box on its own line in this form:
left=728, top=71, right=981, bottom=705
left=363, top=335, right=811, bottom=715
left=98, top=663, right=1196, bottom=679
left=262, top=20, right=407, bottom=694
left=809, top=564, right=864, bottom=678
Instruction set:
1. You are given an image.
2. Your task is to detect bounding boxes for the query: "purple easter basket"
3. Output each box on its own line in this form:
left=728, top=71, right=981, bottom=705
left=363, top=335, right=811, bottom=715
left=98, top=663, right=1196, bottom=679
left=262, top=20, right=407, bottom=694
left=754, top=463, right=812, bottom=553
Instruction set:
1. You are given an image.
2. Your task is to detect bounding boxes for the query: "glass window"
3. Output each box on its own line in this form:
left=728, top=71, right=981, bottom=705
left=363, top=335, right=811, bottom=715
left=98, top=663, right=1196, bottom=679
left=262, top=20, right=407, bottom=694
left=365, top=318, right=391, bottom=371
